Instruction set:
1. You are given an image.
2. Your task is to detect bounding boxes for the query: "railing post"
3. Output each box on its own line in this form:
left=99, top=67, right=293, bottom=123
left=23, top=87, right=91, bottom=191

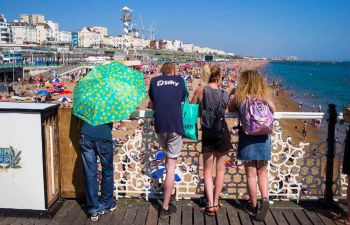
left=324, top=104, right=337, bottom=204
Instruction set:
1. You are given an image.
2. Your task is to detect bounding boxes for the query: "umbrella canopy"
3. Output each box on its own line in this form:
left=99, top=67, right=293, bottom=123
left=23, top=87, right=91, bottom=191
left=57, top=96, right=72, bottom=103
left=46, top=87, right=57, bottom=93
left=37, top=90, right=49, bottom=95
left=60, top=90, right=72, bottom=95
left=73, top=62, right=147, bottom=126
left=49, top=78, right=62, bottom=83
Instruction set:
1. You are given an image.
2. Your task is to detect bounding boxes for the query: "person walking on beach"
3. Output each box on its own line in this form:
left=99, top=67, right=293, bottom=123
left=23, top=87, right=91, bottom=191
left=79, top=122, right=117, bottom=222
left=302, top=124, right=307, bottom=141
left=191, top=65, right=233, bottom=216
left=149, top=61, right=186, bottom=218
left=228, top=70, right=276, bottom=222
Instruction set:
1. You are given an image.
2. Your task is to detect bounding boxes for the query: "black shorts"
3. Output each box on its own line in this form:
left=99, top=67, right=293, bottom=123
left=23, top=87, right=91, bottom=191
left=202, top=122, right=233, bottom=154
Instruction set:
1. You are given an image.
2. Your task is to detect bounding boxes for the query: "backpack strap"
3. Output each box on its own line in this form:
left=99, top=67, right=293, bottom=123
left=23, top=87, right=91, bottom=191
left=215, top=89, right=225, bottom=118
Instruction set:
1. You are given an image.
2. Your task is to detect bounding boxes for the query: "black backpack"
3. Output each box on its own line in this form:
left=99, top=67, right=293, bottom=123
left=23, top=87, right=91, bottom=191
left=201, top=88, right=225, bottom=140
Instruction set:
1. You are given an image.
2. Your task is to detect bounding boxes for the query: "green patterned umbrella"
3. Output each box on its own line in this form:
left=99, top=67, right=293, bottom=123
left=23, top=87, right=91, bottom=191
left=73, top=62, right=147, bottom=126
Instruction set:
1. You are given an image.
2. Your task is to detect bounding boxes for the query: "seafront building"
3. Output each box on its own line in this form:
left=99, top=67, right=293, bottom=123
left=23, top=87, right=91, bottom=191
left=0, top=14, right=12, bottom=43
left=58, top=31, right=72, bottom=43
left=0, top=10, right=229, bottom=59
left=10, top=21, right=37, bottom=44
left=35, top=23, right=51, bottom=44
left=20, top=14, right=45, bottom=25
left=47, top=21, right=59, bottom=41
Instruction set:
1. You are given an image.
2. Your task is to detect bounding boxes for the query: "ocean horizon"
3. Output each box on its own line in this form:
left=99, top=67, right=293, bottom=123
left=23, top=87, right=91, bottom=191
left=261, top=61, right=350, bottom=112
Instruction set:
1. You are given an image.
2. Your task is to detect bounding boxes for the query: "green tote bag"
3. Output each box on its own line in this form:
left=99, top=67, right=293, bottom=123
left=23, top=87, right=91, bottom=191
left=182, top=78, right=199, bottom=141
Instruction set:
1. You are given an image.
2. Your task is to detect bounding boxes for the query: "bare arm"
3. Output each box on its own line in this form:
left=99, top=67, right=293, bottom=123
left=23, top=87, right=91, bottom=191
left=266, top=99, right=276, bottom=113
left=191, top=85, right=203, bottom=104
left=228, top=96, right=238, bottom=113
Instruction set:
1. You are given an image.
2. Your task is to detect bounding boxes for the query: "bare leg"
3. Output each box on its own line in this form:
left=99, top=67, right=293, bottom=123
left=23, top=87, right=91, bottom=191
left=213, top=152, right=227, bottom=206
left=245, top=161, right=258, bottom=207
left=163, top=157, right=176, bottom=210
left=203, top=152, right=215, bottom=207
left=257, top=160, right=269, bottom=199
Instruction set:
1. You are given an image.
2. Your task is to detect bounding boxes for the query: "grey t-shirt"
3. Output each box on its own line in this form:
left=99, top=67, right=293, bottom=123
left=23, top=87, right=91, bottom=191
left=200, top=86, right=229, bottom=113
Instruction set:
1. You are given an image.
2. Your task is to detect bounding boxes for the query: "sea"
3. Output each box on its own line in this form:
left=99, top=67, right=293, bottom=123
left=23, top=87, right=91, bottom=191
left=261, top=61, right=350, bottom=112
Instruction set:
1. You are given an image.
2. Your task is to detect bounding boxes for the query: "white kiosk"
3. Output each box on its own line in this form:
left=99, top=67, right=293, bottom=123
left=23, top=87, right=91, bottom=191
left=0, top=102, right=60, bottom=216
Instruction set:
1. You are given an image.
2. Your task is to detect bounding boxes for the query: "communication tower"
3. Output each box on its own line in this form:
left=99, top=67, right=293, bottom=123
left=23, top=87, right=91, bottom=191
left=121, top=6, right=133, bottom=34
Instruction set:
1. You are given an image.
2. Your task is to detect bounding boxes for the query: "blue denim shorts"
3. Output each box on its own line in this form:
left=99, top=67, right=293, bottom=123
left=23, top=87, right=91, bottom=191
left=237, top=130, right=271, bottom=161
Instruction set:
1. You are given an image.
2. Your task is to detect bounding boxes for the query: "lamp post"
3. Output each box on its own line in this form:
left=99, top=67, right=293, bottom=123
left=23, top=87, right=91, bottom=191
left=12, top=57, right=16, bottom=82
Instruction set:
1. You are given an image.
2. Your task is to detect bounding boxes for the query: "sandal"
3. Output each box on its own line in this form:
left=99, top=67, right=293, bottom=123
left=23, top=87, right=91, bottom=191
left=200, top=205, right=215, bottom=216
left=213, top=202, right=223, bottom=212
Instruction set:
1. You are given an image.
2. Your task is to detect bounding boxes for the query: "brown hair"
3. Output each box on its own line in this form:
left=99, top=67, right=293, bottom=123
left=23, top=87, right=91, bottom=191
left=234, top=70, right=271, bottom=106
left=208, top=65, right=221, bottom=83
left=161, top=62, right=175, bottom=75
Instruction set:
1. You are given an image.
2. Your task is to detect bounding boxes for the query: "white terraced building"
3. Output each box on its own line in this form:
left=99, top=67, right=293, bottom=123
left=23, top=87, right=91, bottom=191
left=47, top=20, right=59, bottom=41
left=10, top=21, right=37, bottom=44
left=0, top=14, right=12, bottom=43
left=58, top=31, right=72, bottom=43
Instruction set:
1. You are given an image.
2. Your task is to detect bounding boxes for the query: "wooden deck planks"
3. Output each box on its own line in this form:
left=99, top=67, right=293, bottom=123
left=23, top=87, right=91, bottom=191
left=237, top=209, right=253, bottom=225
left=192, top=204, right=204, bottom=225
left=293, top=209, right=313, bottom=225
left=169, top=203, right=182, bottom=225
left=133, top=205, right=149, bottom=225
left=270, top=208, right=288, bottom=225
left=216, top=207, right=229, bottom=225
left=70, top=209, right=87, bottom=225
left=59, top=202, right=82, bottom=225
left=121, top=204, right=138, bottom=225
left=49, top=200, right=76, bottom=225
left=314, top=209, right=336, bottom=225
left=181, top=205, right=192, bottom=225
left=264, top=210, right=278, bottom=225
left=303, top=210, right=324, bottom=225
left=0, top=199, right=345, bottom=225
left=204, top=213, right=216, bottom=225
left=283, top=209, right=300, bottom=225
left=107, top=203, right=127, bottom=225
left=227, top=205, right=241, bottom=225
left=145, top=203, right=159, bottom=225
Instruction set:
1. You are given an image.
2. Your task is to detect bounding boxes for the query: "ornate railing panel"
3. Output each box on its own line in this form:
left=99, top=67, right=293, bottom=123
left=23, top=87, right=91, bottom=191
left=269, top=121, right=308, bottom=202
left=95, top=111, right=349, bottom=202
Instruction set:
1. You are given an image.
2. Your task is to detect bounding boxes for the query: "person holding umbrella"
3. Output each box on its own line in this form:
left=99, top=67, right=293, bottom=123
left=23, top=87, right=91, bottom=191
left=73, top=62, right=147, bottom=222
left=149, top=62, right=187, bottom=218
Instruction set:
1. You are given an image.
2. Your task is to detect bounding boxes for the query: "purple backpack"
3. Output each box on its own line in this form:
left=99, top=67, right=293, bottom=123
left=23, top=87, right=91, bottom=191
left=240, top=96, right=274, bottom=135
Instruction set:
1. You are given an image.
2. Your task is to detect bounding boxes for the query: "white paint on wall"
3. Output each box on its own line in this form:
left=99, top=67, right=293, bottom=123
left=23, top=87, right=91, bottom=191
left=0, top=112, right=46, bottom=210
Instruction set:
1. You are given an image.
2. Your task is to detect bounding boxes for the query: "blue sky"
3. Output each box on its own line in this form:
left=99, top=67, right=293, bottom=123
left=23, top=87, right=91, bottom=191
left=1, top=0, right=350, bottom=60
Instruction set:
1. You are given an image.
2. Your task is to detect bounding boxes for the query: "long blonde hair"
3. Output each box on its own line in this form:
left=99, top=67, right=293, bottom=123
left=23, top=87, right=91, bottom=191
left=200, top=64, right=211, bottom=84
left=234, top=70, right=271, bottom=106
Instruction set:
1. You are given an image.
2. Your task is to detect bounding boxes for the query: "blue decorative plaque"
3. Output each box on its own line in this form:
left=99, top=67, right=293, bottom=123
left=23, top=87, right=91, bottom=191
left=0, top=146, right=21, bottom=170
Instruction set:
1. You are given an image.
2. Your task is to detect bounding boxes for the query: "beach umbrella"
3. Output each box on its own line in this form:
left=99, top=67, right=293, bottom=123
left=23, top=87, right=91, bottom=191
left=49, top=78, right=62, bottom=83
left=73, top=62, right=147, bottom=126
left=57, top=96, right=72, bottom=103
left=60, top=90, right=72, bottom=95
left=37, top=90, right=49, bottom=95
left=46, top=87, right=57, bottom=93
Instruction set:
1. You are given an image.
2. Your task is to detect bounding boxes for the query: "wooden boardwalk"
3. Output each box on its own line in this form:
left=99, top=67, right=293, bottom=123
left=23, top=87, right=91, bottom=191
left=0, top=199, right=346, bottom=225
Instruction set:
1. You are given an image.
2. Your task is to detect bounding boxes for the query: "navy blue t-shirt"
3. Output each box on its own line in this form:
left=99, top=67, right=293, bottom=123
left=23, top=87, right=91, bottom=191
left=149, top=75, right=186, bottom=135
left=81, top=122, right=113, bottom=141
